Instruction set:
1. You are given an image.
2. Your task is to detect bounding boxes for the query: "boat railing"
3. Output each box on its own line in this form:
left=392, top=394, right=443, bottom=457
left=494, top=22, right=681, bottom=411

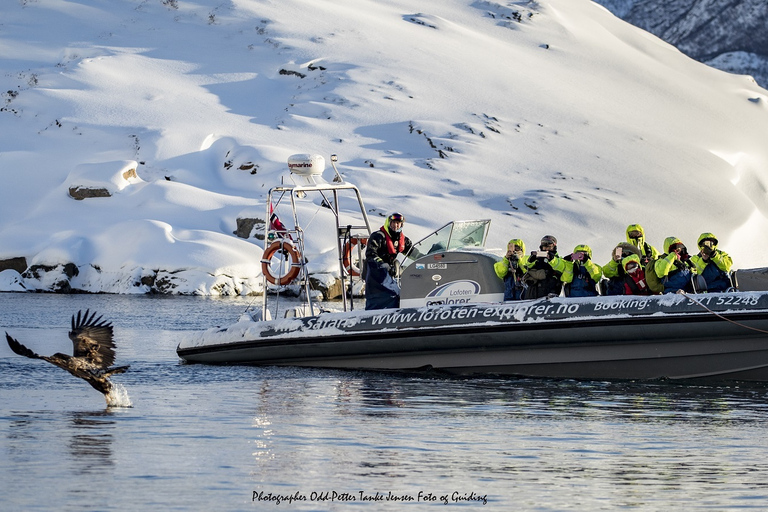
left=261, top=154, right=373, bottom=319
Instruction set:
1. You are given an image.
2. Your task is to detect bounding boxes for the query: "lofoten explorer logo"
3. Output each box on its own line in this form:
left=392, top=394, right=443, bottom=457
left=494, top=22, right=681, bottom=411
left=425, top=280, right=481, bottom=306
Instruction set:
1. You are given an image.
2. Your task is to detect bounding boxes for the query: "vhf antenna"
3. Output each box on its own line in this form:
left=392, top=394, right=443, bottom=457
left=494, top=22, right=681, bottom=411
left=330, top=154, right=343, bottom=183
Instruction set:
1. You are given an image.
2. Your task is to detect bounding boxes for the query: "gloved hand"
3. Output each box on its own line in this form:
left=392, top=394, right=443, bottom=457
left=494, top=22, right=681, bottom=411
left=529, top=252, right=538, bottom=263
left=381, top=262, right=391, bottom=272
left=680, top=248, right=690, bottom=261
left=701, top=246, right=713, bottom=257
left=547, top=250, right=556, bottom=261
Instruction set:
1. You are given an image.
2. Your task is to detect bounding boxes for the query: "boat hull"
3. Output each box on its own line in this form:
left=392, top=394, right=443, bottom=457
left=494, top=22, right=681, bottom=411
left=177, top=293, right=768, bottom=381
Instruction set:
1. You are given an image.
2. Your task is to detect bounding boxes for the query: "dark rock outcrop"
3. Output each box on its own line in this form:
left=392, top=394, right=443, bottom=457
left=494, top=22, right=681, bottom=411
left=234, top=217, right=266, bottom=239
left=233, top=217, right=265, bottom=240
left=0, top=256, right=28, bottom=274
left=68, top=186, right=111, bottom=200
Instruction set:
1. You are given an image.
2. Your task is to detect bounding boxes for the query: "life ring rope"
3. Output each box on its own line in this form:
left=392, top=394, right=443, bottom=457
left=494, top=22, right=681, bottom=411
left=261, top=240, right=302, bottom=285
left=342, top=237, right=368, bottom=277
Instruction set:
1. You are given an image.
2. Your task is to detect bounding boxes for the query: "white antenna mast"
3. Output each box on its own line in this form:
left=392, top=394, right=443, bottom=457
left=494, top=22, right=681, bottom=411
left=330, top=154, right=343, bottom=183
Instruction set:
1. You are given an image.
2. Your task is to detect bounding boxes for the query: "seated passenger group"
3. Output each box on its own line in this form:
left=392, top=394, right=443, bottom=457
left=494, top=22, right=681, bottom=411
left=494, top=224, right=734, bottom=300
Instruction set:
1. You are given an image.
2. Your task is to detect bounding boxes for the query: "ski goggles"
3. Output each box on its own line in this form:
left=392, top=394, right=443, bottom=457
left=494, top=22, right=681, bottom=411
left=699, top=238, right=717, bottom=248
left=628, top=230, right=643, bottom=239
left=388, top=213, right=405, bottom=222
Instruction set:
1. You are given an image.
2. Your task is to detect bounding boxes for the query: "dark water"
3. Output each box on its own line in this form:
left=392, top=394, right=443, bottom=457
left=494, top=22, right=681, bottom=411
left=2, top=293, right=768, bottom=511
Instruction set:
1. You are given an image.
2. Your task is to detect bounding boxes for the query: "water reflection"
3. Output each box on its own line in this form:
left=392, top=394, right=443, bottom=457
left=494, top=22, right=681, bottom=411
left=239, top=371, right=768, bottom=503
left=341, top=374, right=768, bottom=427
left=6, top=410, right=116, bottom=475
left=67, top=411, right=116, bottom=475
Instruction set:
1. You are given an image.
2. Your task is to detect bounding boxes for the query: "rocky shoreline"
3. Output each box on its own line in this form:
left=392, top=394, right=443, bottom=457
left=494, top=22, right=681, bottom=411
left=0, top=256, right=345, bottom=299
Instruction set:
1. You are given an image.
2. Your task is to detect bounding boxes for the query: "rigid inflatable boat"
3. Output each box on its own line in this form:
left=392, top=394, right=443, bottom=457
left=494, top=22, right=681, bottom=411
left=177, top=154, right=768, bottom=382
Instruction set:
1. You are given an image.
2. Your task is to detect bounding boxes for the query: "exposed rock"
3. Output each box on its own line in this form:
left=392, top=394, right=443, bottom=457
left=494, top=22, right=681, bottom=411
left=279, top=68, right=306, bottom=78
left=238, top=162, right=258, bottom=174
left=66, top=160, right=142, bottom=200
left=69, top=186, right=111, bottom=200
left=140, top=273, right=156, bottom=289
left=122, top=167, right=138, bottom=180
left=154, top=271, right=182, bottom=294
left=23, top=262, right=80, bottom=293
left=0, top=256, right=27, bottom=274
left=234, top=217, right=266, bottom=239
left=309, top=273, right=344, bottom=300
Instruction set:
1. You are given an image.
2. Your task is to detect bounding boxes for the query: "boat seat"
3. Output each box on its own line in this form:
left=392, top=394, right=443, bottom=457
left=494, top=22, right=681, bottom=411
left=691, top=274, right=708, bottom=294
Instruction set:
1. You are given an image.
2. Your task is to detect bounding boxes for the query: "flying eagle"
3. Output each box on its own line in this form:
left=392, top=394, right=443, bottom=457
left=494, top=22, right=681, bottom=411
left=5, top=309, right=130, bottom=403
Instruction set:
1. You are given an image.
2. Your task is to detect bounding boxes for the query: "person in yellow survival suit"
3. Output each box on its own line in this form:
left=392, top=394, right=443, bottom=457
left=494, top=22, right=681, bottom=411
left=563, top=244, right=602, bottom=297
left=625, top=223, right=659, bottom=266
left=364, top=213, right=415, bottom=310
left=494, top=239, right=529, bottom=301
left=690, top=232, right=734, bottom=292
left=654, top=236, right=696, bottom=293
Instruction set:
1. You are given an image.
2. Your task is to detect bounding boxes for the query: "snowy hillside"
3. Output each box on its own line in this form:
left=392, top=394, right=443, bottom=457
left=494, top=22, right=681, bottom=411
left=595, top=0, right=768, bottom=88
left=1, top=0, right=767, bottom=295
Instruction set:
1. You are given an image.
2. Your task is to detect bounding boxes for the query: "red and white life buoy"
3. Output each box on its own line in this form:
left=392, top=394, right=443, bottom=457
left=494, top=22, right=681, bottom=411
left=342, top=237, right=368, bottom=277
left=261, top=240, right=301, bottom=285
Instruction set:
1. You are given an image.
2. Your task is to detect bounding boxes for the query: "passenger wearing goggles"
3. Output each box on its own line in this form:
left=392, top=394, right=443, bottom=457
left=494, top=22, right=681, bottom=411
left=654, top=237, right=696, bottom=293
left=690, top=233, right=734, bottom=292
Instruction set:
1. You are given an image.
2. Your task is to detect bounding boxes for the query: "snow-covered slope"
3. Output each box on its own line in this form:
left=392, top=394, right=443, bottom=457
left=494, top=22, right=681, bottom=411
left=1, top=0, right=767, bottom=294
left=595, top=0, right=768, bottom=87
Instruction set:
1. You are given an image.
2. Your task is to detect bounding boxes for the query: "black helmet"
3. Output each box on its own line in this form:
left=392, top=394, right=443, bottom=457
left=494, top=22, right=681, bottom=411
left=386, top=212, right=405, bottom=234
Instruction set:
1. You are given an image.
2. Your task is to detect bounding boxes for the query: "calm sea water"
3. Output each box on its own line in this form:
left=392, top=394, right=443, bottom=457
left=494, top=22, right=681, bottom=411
left=2, top=292, right=768, bottom=511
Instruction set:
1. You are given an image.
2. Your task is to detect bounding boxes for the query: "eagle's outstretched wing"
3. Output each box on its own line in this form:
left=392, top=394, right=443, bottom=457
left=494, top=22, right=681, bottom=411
left=6, top=332, right=71, bottom=370
left=69, top=309, right=116, bottom=369
left=6, top=332, right=44, bottom=360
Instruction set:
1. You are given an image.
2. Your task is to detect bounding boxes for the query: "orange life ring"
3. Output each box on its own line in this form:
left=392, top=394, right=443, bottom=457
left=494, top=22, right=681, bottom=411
left=342, top=237, right=368, bottom=276
left=261, top=240, right=301, bottom=285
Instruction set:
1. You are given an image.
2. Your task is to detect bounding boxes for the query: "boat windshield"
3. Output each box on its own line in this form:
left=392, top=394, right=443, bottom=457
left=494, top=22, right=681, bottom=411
left=405, top=219, right=491, bottom=264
